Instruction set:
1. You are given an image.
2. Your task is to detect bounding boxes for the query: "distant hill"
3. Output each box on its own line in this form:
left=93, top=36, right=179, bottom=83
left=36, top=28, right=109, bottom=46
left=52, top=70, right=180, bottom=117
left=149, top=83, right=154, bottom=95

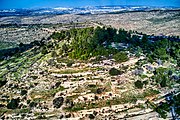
left=0, top=5, right=179, bottom=16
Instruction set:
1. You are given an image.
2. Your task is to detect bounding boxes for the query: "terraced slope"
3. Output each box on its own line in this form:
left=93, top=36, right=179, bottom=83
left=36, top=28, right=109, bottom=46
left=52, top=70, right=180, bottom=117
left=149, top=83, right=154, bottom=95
left=0, top=27, right=179, bottom=119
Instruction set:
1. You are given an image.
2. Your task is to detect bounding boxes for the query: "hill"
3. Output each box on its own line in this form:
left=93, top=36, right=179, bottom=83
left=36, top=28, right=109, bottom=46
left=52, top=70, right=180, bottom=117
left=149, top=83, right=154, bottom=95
left=0, top=26, right=179, bottom=119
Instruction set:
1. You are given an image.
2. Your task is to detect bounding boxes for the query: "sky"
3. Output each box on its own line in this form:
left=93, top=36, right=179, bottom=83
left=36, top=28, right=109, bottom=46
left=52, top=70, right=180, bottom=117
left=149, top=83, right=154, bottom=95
left=0, top=0, right=179, bottom=9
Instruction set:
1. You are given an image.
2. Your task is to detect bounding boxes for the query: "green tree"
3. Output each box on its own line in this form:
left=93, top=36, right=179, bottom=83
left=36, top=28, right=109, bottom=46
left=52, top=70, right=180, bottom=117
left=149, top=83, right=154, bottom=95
left=160, top=76, right=167, bottom=87
left=134, top=80, right=144, bottom=89
left=141, top=35, right=148, bottom=44
left=154, top=48, right=168, bottom=60
left=51, top=51, right=57, bottom=58
left=19, top=42, right=24, bottom=47
left=41, top=46, right=48, bottom=54
left=109, top=68, right=122, bottom=76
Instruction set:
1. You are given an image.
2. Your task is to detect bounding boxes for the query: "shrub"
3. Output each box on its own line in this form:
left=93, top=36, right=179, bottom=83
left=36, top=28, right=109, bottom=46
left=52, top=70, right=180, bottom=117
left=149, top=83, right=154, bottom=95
left=89, top=114, right=95, bottom=119
left=160, top=79, right=167, bottom=87
left=31, top=76, right=38, bottom=80
left=143, top=80, right=149, bottom=85
left=7, top=98, right=20, bottom=109
left=96, top=88, right=105, bottom=94
left=134, top=80, right=144, bottom=89
left=53, top=97, right=64, bottom=108
left=66, top=61, right=74, bottom=67
left=113, top=52, right=129, bottom=63
left=0, top=80, right=7, bottom=87
left=109, top=68, right=121, bottom=76
left=51, top=51, right=58, bottom=58
left=21, top=90, right=27, bottom=96
left=41, top=47, right=48, bottom=54
left=29, top=101, right=38, bottom=108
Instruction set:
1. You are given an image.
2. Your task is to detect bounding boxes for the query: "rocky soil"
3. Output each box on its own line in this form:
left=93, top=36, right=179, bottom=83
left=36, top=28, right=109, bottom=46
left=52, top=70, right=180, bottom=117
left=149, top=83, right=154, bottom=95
left=0, top=10, right=179, bottom=36
left=0, top=44, right=177, bottom=119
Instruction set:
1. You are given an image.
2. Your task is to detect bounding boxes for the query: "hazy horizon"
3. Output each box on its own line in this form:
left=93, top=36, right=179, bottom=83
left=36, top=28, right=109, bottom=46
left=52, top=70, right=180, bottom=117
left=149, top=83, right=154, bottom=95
left=0, top=0, right=179, bottom=10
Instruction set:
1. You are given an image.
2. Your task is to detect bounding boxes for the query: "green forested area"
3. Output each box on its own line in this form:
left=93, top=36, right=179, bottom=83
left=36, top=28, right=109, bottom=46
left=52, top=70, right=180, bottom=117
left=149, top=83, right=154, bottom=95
left=48, top=26, right=180, bottom=65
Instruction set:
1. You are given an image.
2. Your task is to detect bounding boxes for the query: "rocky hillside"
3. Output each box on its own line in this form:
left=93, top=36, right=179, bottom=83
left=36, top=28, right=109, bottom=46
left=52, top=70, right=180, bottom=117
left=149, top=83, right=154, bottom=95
left=0, top=26, right=179, bottom=119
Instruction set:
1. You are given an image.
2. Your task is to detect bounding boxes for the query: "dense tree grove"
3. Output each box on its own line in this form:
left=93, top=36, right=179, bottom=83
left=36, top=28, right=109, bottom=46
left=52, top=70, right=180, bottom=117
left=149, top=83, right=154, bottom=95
left=49, top=26, right=179, bottom=63
left=50, top=27, right=121, bottom=60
